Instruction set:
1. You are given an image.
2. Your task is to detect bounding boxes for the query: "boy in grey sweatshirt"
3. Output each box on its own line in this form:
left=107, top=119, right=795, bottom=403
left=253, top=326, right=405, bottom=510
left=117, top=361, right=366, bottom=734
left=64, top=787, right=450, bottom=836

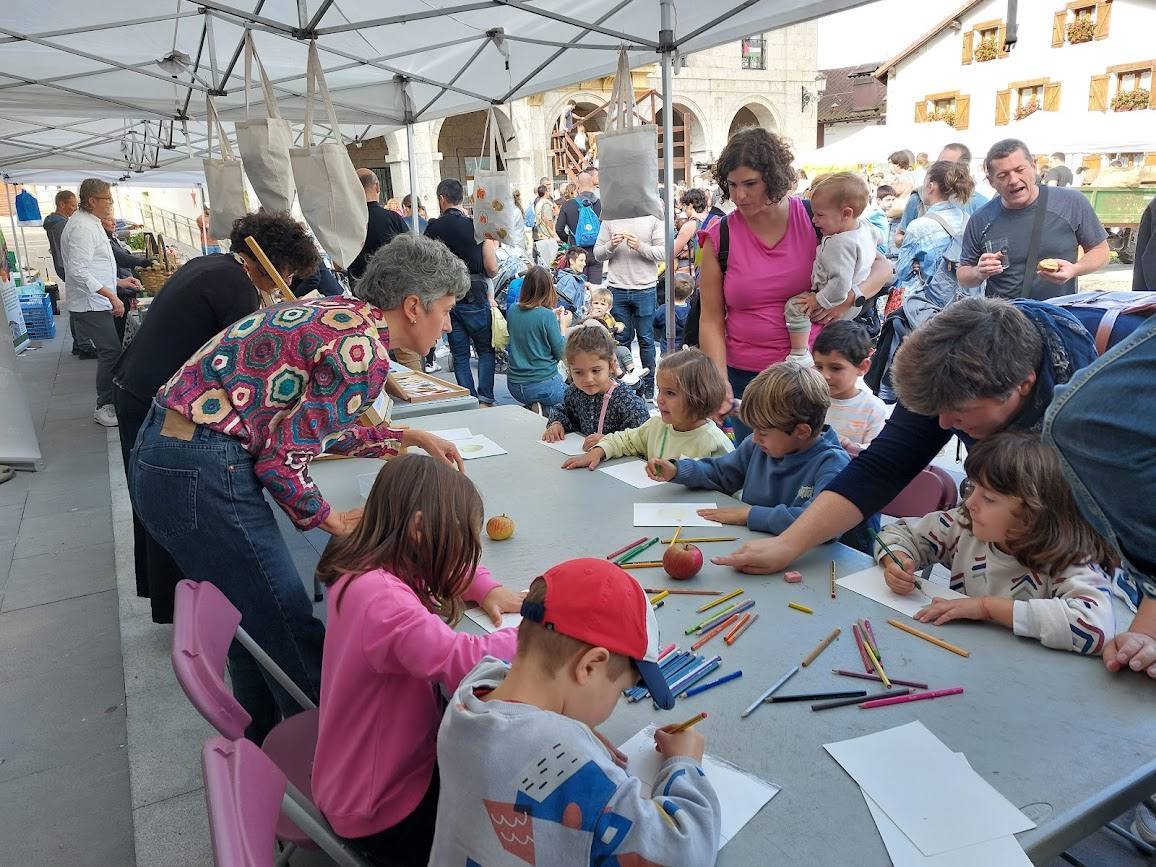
left=429, top=558, right=721, bottom=866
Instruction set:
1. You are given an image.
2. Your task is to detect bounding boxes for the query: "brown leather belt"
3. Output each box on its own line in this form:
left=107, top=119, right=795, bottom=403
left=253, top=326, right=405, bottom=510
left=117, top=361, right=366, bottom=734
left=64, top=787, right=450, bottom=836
left=160, top=408, right=198, bottom=441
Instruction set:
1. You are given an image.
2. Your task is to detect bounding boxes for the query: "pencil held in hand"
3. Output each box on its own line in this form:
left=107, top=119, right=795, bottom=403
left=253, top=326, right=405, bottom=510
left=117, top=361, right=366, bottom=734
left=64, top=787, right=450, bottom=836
left=668, top=711, right=708, bottom=733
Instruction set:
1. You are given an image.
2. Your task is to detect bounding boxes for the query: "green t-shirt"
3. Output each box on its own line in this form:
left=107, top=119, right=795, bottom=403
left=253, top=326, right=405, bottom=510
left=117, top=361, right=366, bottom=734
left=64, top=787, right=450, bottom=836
left=505, top=304, right=565, bottom=384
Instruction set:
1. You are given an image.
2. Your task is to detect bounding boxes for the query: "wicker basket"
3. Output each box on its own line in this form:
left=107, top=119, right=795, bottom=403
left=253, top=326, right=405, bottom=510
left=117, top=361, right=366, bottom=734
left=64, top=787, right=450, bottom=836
left=134, top=232, right=178, bottom=294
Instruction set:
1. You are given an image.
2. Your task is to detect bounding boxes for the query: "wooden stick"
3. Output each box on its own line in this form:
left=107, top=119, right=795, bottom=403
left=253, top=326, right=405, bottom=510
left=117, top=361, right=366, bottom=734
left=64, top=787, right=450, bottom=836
left=887, top=619, right=971, bottom=657
left=243, top=235, right=294, bottom=299
left=801, top=628, right=840, bottom=667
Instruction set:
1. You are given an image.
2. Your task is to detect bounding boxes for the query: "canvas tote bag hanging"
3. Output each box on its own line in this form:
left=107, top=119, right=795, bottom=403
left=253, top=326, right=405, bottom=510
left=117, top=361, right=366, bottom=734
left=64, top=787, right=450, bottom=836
left=472, top=108, right=520, bottom=245
left=289, top=40, right=368, bottom=270
left=202, top=94, right=249, bottom=240
left=234, top=31, right=296, bottom=214
left=598, top=48, right=662, bottom=221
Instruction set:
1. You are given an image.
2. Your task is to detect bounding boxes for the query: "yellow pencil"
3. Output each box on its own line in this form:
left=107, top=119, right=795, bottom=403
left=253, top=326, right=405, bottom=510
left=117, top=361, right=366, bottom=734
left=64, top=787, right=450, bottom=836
left=668, top=711, right=708, bottom=733
left=862, top=635, right=892, bottom=688
left=787, top=602, right=813, bottom=614
left=887, top=618, right=971, bottom=657
left=668, top=525, right=682, bottom=550
left=620, top=561, right=664, bottom=569
left=649, top=590, right=670, bottom=605
left=659, top=536, right=740, bottom=543
left=697, top=588, right=743, bottom=613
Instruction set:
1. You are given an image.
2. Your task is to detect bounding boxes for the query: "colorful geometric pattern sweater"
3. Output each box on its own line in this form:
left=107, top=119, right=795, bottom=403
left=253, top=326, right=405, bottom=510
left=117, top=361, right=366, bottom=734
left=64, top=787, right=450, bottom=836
left=878, top=508, right=1125, bottom=654
left=429, top=659, right=721, bottom=866
left=157, top=297, right=403, bottom=530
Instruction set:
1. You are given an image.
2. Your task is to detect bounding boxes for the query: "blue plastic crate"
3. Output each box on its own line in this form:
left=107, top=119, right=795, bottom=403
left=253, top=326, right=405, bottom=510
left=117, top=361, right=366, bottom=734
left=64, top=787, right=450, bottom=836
left=19, top=293, right=56, bottom=339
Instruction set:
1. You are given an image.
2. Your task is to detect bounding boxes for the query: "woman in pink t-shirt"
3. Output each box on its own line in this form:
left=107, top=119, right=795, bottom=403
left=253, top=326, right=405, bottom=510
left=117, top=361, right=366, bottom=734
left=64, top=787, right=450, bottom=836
left=697, top=128, right=891, bottom=440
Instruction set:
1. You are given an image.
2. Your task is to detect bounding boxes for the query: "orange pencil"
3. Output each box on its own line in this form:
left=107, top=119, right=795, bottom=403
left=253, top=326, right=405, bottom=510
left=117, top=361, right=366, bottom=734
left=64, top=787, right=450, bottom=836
left=723, top=613, right=751, bottom=642
left=724, top=612, right=759, bottom=645
left=691, top=615, right=740, bottom=651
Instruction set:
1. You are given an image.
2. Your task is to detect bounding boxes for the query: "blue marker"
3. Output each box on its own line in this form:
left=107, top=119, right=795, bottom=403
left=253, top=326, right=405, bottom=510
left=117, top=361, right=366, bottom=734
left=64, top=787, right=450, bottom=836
left=683, top=669, right=743, bottom=698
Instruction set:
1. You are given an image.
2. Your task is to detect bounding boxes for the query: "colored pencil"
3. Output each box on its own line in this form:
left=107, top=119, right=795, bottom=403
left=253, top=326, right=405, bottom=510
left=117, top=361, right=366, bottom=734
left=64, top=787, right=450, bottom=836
left=831, top=669, right=930, bottom=690
left=724, top=612, right=758, bottom=645
left=689, top=599, right=756, bottom=635
left=658, top=424, right=670, bottom=459
left=871, top=529, right=931, bottom=597
left=668, top=525, right=682, bottom=549
left=723, top=613, right=751, bottom=642
left=670, top=658, right=723, bottom=697
left=830, top=560, right=837, bottom=599
left=659, top=536, right=739, bottom=544
left=691, top=615, right=740, bottom=651
left=812, top=688, right=912, bottom=711
left=887, top=618, right=971, bottom=657
left=607, top=536, right=647, bottom=560
left=613, top=536, right=653, bottom=564
left=767, top=690, right=866, bottom=704
left=696, top=588, right=743, bottom=613
left=787, top=602, right=813, bottom=614
left=657, top=643, right=676, bottom=661
left=741, top=664, right=799, bottom=718
left=861, top=632, right=891, bottom=688
left=621, top=561, right=664, bottom=569
left=616, top=536, right=659, bottom=565
left=863, top=618, right=881, bottom=661
left=653, top=600, right=664, bottom=608
left=860, top=687, right=964, bottom=709
left=684, top=670, right=743, bottom=697
left=649, top=590, right=670, bottom=605
left=801, top=628, right=841, bottom=667
left=668, top=712, right=708, bottom=733
left=851, top=623, right=873, bottom=672
left=658, top=651, right=689, bottom=672
left=643, top=588, right=724, bottom=596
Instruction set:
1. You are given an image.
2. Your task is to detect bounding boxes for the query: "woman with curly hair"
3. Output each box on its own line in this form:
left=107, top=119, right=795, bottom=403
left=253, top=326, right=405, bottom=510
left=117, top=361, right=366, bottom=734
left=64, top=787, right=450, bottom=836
left=112, top=211, right=320, bottom=623
left=697, top=127, right=892, bottom=439
left=127, top=233, right=470, bottom=741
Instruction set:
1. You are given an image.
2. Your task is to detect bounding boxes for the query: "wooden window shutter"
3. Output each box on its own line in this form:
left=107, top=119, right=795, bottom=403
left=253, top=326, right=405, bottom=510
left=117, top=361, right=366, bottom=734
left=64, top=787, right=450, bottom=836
left=915, top=102, right=928, bottom=123
left=1144, top=153, right=1156, bottom=167
left=1052, top=10, right=1067, bottom=46
left=1044, top=82, right=1062, bottom=111
left=1093, top=2, right=1111, bottom=39
left=962, top=31, right=973, bottom=64
left=954, top=95, right=971, bottom=129
left=995, top=89, right=1011, bottom=125
left=1088, top=74, right=1109, bottom=110
left=997, top=24, right=1009, bottom=56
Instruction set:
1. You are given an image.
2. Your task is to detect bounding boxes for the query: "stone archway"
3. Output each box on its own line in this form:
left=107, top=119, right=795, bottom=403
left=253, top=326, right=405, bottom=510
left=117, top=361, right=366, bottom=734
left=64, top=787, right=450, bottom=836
left=435, top=108, right=516, bottom=192
left=728, top=101, right=778, bottom=139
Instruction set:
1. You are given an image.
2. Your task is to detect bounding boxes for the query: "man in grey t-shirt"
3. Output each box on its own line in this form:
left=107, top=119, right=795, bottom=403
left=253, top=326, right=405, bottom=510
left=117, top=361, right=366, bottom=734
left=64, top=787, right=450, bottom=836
left=959, top=139, right=1108, bottom=301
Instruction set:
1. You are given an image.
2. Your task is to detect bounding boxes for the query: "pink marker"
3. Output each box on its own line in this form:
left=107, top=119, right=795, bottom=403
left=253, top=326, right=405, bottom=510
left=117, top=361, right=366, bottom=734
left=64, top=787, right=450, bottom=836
left=858, top=687, right=964, bottom=709
left=657, top=643, right=677, bottom=661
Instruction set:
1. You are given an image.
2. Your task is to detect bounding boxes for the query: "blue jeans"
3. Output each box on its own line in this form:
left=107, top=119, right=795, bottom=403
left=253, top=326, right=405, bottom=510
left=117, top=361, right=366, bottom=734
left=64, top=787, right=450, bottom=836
left=726, top=366, right=761, bottom=443
left=448, top=302, right=495, bottom=405
left=130, top=403, right=325, bottom=742
left=1044, top=314, right=1156, bottom=586
left=508, top=372, right=566, bottom=411
left=610, top=286, right=656, bottom=397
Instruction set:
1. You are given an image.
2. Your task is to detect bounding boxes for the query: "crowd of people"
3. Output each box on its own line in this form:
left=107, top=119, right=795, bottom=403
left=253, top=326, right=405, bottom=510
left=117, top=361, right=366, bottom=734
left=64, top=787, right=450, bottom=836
left=30, top=117, right=1156, bottom=864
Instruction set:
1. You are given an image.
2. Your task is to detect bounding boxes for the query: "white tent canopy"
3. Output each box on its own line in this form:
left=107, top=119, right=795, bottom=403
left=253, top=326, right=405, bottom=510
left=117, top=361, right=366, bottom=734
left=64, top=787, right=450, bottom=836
left=0, top=0, right=876, bottom=180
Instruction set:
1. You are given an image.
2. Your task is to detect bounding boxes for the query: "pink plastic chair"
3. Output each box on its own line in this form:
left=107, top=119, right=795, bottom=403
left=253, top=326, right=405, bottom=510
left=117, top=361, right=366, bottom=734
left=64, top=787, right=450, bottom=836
left=201, top=736, right=369, bottom=867
left=843, top=443, right=959, bottom=518
left=172, top=579, right=327, bottom=861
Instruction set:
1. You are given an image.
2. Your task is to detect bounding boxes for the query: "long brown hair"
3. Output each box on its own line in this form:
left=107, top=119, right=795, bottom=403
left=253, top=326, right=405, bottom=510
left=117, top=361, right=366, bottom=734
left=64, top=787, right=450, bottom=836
left=518, top=265, right=557, bottom=310
left=961, top=432, right=1119, bottom=574
left=316, top=454, right=483, bottom=621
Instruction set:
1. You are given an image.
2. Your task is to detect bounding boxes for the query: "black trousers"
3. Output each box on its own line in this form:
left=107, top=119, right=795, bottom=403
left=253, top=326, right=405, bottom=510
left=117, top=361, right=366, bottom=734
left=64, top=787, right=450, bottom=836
left=113, top=385, right=184, bottom=623
left=351, top=769, right=440, bottom=867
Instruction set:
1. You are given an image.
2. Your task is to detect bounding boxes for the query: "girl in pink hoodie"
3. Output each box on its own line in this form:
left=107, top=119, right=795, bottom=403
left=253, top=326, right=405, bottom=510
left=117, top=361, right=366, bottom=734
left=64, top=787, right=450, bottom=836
left=312, top=454, right=522, bottom=865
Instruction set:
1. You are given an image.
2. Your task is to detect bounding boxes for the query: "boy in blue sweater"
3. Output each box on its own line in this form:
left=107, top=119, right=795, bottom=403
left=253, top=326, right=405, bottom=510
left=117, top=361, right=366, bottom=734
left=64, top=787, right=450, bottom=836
left=647, top=362, right=878, bottom=553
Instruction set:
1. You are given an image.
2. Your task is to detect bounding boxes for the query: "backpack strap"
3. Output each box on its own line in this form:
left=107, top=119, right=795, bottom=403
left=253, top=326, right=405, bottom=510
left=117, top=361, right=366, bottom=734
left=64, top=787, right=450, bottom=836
left=717, top=214, right=730, bottom=276
left=799, top=197, right=824, bottom=244
left=923, top=211, right=961, bottom=239
left=1023, top=185, right=1049, bottom=299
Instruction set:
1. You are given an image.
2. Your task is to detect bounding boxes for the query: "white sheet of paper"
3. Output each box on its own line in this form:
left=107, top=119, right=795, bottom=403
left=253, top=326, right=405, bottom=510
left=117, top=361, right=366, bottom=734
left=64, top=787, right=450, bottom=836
left=863, top=754, right=1032, bottom=866
left=837, top=565, right=968, bottom=619
left=633, top=503, right=721, bottom=527
left=620, top=726, right=779, bottom=849
left=372, top=389, right=391, bottom=418
left=463, top=608, right=522, bottom=633
left=428, top=427, right=473, bottom=442
left=357, top=472, right=378, bottom=498
left=539, top=434, right=587, bottom=456
left=453, top=434, right=508, bottom=460
left=599, top=460, right=666, bottom=489
left=824, top=721, right=1034, bottom=856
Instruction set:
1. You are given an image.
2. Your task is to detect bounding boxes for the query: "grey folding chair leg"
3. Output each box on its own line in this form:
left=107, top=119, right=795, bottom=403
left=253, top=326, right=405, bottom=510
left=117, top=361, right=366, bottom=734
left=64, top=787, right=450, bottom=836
left=1058, top=852, right=1087, bottom=867
left=313, top=574, right=323, bottom=603
left=1106, top=821, right=1156, bottom=856
left=235, top=627, right=317, bottom=711
left=274, top=841, right=297, bottom=865
left=281, top=783, right=371, bottom=867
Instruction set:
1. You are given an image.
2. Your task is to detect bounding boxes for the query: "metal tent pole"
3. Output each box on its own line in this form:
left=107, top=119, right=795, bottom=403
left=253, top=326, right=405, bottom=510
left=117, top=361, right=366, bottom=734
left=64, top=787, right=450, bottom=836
left=406, top=121, right=420, bottom=237
left=659, top=0, right=677, bottom=353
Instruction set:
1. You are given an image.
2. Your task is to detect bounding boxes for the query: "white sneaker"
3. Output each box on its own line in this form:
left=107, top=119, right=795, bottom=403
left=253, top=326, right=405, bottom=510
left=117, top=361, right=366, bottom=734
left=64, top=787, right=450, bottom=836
left=621, top=366, right=649, bottom=387
left=93, top=404, right=119, bottom=427
left=1132, top=802, right=1156, bottom=845
left=787, top=350, right=814, bottom=368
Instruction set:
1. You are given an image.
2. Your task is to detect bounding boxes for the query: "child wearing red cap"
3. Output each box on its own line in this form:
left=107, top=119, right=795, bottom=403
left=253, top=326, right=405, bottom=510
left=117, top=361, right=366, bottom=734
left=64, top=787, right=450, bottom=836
left=428, top=558, right=722, bottom=865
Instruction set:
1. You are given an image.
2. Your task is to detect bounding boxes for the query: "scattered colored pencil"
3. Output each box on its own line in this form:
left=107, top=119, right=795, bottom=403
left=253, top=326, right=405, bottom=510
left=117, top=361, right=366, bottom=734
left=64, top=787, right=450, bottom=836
left=657, top=643, right=676, bottom=661
left=697, top=588, right=743, bottom=613
left=863, top=619, right=881, bottom=660
left=812, top=688, right=912, bottom=711
left=684, top=670, right=743, bottom=698
left=607, top=536, right=648, bottom=560
left=851, top=623, right=873, bottom=672
left=887, top=618, right=971, bottom=658
left=831, top=669, right=930, bottom=690
left=688, top=599, right=755, bottom=635
left=691, top=615, right=741, bottom=651
left=724, top=613, right=758, bottom=645
left=859, top=687, right=964, bottom=709
left=659, top=536, right=739, bottom=544
left=861, top=633, right=891, bottom=688
left=657, top=424, right=670, bottom=460
left=723, top=613, right=751, bottom=642
left=741, top=664, right=799, bottom=718
left=616, top=536, right=659, bottom=565
left=787, top=602, right=813, bottom=614
left=649, top=590, right=670, bottom=606
left=668, top=656, right=721, bottom=696
left=643, top=588, right=724, bottom=596
left=830, top=560, right=837, bottom=599
left=669, top=711, right=708, bottom=733
left=767, top=690, right=866, bottom=704
left=621, top=561, right=664, bottom=569
left=668, top=525, right=682, bottom=549
left=653, top=600, right=664, bottom=608
left=801, top=628, right=841, bottom=667
left=871, top=529, right=932, bottom=598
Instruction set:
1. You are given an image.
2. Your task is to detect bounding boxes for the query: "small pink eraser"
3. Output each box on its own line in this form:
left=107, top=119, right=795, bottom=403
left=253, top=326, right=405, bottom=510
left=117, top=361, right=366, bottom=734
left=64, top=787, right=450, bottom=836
left=784, top=570, right=803, bottom=584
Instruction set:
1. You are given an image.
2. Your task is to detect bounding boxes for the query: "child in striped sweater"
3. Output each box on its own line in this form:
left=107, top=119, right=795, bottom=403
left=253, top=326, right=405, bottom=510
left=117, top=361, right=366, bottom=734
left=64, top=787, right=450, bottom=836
left=878, top=432, right=1126, bottom=654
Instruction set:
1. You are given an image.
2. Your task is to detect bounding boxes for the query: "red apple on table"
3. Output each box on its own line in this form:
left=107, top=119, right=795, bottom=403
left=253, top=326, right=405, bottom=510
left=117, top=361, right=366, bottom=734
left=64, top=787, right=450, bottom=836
left=663, top=543, right=703, bottom=580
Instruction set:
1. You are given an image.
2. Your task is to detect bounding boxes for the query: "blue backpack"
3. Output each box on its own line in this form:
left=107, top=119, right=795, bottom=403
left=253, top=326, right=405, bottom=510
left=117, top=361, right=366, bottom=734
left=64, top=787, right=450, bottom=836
left=573, top=197, right=601, bottom=248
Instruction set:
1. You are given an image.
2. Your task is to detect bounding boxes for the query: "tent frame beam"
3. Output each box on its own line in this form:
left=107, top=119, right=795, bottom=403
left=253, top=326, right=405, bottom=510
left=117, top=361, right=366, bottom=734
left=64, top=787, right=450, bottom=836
left=0, top=11, right=202, bottom=45
left=493, top=0, right=661, bottom=49
left=314, top=3, right=496, bottom=35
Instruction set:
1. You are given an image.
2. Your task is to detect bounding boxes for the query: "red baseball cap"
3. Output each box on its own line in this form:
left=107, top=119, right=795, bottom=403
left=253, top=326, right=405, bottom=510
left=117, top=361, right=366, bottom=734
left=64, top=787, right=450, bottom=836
left=520, top=557, right=673, bottom=709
